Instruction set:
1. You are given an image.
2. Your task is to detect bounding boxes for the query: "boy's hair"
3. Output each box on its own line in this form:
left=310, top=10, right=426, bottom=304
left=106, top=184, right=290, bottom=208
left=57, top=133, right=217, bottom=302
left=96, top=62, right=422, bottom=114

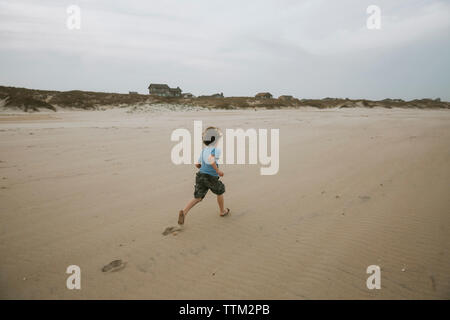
left=203, top=126, right=221, bottom=146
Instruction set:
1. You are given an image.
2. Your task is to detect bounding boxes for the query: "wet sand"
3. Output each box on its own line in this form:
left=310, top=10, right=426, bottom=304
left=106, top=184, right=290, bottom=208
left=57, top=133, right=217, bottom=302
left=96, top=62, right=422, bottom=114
left=0, top=107, right=449, bottom=299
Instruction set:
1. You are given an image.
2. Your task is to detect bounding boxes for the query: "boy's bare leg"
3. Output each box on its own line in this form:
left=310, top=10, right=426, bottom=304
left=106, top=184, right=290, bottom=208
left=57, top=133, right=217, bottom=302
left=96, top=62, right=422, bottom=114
left=183, top=198, right=202, bottom=216
left=217, top=194, right=227, bottom=215
left=179, top=198, right=202, bottom=225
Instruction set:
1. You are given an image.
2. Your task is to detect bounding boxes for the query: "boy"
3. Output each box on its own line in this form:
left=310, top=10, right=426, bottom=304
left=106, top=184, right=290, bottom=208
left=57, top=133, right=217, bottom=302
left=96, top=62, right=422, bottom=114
left=178, top=126, right=230, bottom=225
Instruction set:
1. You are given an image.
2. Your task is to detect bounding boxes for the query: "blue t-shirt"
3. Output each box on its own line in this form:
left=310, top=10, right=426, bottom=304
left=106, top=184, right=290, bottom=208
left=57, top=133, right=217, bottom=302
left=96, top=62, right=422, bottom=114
left=198, top=147, right=221, bottom=177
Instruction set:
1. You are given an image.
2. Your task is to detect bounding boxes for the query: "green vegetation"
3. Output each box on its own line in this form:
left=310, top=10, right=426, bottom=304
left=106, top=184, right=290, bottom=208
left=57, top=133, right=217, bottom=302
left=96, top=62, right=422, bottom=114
left=0, top=86, right=448, bottom=112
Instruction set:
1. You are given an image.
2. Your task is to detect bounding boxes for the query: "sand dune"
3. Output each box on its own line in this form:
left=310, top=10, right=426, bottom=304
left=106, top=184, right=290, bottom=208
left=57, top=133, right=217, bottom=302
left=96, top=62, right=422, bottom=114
left=0, top=107, right=449, bottom=299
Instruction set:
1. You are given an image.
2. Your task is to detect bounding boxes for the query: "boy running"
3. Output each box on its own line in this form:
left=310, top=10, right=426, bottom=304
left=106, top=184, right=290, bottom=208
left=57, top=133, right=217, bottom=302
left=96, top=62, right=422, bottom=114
left=178, top=127, right=230, bottom=225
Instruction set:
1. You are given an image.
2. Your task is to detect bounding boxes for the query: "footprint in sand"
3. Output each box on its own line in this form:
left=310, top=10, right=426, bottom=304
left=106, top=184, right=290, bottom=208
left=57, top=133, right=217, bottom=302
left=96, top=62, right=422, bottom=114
left=102, top=259, right=126, bottom=272
left=162, top=226, right=183, bottom=236
left=359, top=195, right=371, bottom=202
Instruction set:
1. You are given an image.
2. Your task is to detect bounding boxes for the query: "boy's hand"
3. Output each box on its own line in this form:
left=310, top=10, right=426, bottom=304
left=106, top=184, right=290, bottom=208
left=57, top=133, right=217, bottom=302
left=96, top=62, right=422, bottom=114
left=195, top=163, right=201, bottom=169
left=217, top=170, right=224, bottom=177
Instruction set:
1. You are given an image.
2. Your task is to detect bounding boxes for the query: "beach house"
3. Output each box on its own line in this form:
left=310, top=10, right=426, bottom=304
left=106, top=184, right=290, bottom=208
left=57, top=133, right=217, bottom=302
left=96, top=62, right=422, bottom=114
left=255, top=92, right=273, bottom=99
left=278, top=95, right=294, bottom=101
left=148, top=84, right=182, bottom=97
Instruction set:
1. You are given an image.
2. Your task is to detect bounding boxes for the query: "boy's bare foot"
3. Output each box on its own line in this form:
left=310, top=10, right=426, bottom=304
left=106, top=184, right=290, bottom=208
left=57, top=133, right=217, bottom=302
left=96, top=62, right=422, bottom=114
left=178, top=210, right=185, bottom=225
left=220, top=208, right=230, bottom=217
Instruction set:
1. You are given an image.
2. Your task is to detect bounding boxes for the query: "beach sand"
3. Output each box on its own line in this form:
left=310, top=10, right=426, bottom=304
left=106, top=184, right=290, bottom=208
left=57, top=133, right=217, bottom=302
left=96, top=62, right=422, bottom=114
left=0, top=107, right=449, bottom=299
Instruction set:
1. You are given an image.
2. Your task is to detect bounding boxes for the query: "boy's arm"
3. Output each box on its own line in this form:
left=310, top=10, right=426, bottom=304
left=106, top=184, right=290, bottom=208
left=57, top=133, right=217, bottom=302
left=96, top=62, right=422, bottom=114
left=195, top=153, right=201, bottom=168
left=210, top=159, right=224, bottom=177
left=209, top=149, right=223, bottom=176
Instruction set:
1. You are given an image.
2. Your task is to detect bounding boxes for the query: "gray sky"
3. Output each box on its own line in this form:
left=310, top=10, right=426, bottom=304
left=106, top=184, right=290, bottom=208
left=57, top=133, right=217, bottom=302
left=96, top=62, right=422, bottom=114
left=0, top=0, right=449, bottom=100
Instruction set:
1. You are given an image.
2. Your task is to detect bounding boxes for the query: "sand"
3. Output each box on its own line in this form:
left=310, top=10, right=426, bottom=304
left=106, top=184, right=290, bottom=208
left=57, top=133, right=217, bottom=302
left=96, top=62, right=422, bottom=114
left=0, top=107, right=449, bottom=299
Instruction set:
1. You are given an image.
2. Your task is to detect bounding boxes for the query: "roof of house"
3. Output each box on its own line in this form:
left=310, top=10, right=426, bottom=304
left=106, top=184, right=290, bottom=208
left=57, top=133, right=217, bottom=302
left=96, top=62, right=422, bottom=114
left=255, top=92, right=272, bottom=97
left=148, top=84, right=170, bottom=89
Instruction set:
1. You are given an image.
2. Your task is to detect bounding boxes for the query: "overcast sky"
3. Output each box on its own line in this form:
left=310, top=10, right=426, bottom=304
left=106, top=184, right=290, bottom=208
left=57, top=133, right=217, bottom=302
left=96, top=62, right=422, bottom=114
left=0, top=0, right=449, bottom=100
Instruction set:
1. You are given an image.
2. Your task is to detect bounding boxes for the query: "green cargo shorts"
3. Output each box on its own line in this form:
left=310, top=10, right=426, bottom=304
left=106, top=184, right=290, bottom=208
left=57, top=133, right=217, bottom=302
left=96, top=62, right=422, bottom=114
left=194, top=172, right=225, bottom=199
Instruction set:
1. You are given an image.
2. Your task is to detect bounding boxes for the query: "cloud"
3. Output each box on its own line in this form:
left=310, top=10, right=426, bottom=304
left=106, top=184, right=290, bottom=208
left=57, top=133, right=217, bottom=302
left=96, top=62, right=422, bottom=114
left=0, top=0, right=449, bottom=99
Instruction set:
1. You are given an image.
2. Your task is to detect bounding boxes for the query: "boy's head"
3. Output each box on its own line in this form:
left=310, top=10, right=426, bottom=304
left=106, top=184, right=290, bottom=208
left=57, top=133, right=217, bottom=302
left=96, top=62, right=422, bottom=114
left=203, top=126, right=221, bottom=146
